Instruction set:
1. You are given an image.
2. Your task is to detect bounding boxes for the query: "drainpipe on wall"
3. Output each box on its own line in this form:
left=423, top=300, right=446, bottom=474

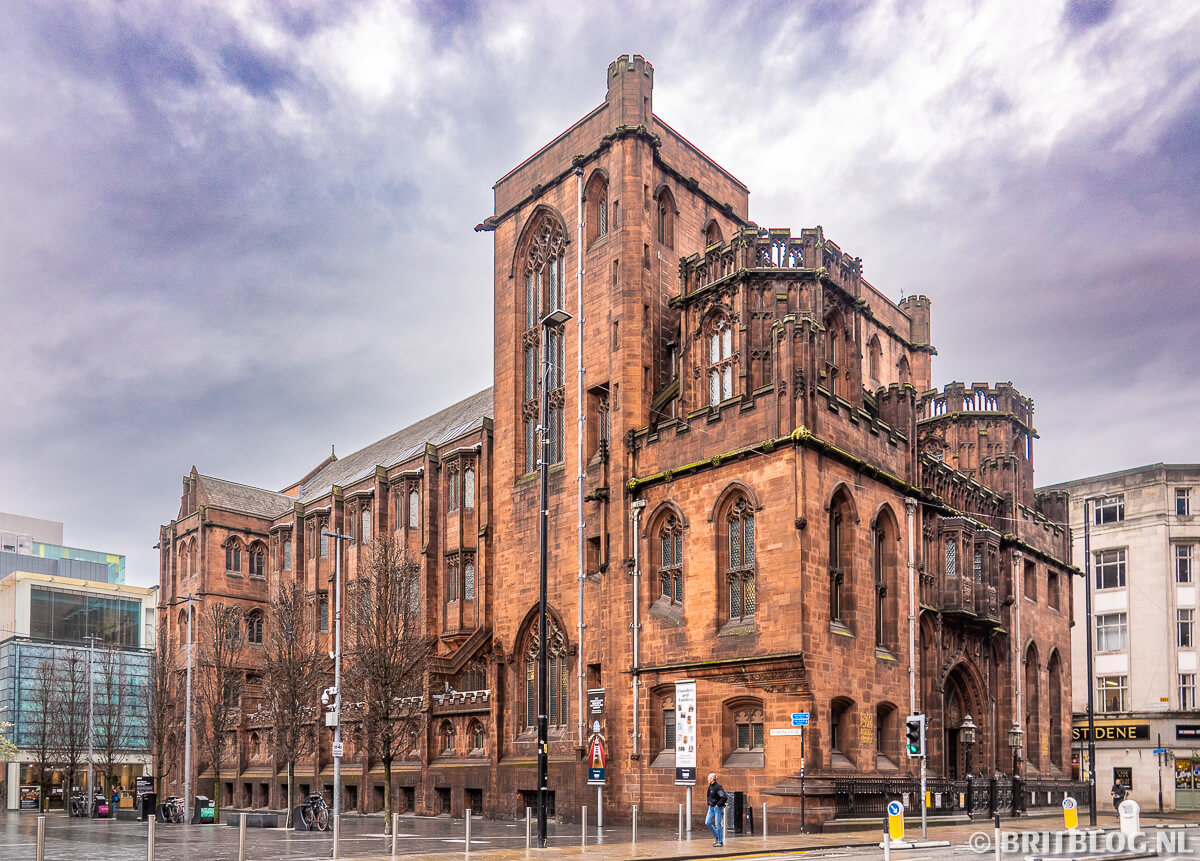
left=1013, top=550, right=1024, bottom=762
left=575, top=166, right=587, bottom=749
left=630, top=498, right=646, bottom=756
left=905, top=498, right=918, bottom=715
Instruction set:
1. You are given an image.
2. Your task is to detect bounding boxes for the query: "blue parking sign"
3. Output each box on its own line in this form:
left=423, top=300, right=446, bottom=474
left=791, top=712, right=810, bottom=726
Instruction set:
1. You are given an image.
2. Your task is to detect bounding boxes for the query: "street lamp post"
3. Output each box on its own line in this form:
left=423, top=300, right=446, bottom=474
left=183, top=594, right=195, bottom=821
left=1083, top=499, right=1099, bottom=826
left=960, top=714, right=976, bottom=818
left=537, top=306, right=571, bottom=849
left=323, top=526, right=351, bottom=820
left=1008, top=722, right=1023, bottom=817
left=85, top=634, right=100, bottom=815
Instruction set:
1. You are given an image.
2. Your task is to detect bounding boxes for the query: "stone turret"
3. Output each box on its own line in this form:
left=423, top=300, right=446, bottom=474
left=607, top=54, right=653, bottom=126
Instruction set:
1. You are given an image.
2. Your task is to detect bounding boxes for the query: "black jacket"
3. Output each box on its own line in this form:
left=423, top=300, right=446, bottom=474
left=707, top=781, right=727, bottom=807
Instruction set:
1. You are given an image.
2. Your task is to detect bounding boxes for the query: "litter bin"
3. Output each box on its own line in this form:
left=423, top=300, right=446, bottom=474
left=730, top=791, right=746, bottom=834
left=192, top=795, right=215, bottom=824
left=140, top=793, right=157, bottom=822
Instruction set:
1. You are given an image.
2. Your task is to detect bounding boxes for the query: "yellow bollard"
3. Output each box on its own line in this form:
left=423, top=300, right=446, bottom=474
left=1063, top=796, right=1079, bottom=830
left=887, top=800, right=905, bottom=841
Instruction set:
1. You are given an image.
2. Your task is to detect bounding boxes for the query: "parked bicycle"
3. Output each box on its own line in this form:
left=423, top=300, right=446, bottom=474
left=69, top=794, right=87, bottom=817
left=160, top=795, right=185, bottom=823
left=300, top=792, right=330, bottom=831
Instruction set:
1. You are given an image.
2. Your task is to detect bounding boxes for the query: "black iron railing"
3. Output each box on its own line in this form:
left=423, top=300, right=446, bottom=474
left=834, top=775, right=1090, bottom=820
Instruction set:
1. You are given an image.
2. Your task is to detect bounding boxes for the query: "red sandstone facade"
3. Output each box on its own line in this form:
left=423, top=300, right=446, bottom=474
left=158, top=56, right=1074, bottom=827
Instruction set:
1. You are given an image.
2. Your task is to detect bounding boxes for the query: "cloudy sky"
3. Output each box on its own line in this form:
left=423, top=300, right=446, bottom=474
left=1, top=0, right=1197, bottom=587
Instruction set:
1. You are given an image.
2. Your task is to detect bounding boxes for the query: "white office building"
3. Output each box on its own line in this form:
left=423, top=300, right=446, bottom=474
left=1041, top=463, right=1200, bottom=811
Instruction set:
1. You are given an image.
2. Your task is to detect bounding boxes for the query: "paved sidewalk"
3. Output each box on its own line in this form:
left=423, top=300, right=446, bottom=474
left=343, top=809, right=1200, bottom=861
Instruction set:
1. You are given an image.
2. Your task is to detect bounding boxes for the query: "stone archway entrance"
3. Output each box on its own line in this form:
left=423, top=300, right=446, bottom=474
left=943, top=664, right=985, bottom=780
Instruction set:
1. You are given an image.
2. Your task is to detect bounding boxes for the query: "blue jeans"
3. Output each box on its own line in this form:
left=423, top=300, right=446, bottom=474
left=705, top=805, right=724, bottom=843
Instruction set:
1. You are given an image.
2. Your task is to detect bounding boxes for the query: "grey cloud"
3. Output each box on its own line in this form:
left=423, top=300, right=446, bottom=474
left=0, top=0, right=1196, bottom=584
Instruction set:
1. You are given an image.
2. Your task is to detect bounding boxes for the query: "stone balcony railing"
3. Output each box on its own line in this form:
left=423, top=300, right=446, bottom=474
left=679, top=227, right=865, bottom=295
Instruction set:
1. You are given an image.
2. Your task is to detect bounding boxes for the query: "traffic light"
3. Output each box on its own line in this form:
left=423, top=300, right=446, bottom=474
left=905, top=714, right=926, bottom=758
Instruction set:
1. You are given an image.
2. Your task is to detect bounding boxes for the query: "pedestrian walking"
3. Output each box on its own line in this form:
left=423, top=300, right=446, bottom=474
left=1111, top=777, right=1128, bottom=811
left=705, top=771, right=727, bottom=847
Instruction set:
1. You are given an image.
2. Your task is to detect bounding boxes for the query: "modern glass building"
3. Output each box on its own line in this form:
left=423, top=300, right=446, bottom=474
left=0, top=560, right=156, bottom=810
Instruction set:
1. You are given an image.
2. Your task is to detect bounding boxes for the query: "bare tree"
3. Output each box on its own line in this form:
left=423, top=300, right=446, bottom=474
left=343, top=534, right=433, bottom=833
left=25, top=657, right=57, bottom=811
left=94, top=645, right=134, bottom=815
left=194, top=602, right=246, bottom=820
left=261, top=580, right=324, bottom=825
left=49, top=649, right=91, bottom=810
left=148, top=629, right=179, bottom=797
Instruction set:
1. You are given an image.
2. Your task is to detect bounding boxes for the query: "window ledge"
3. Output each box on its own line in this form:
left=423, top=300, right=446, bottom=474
left=830, top=622, right=854, bottom=638
left=226, top=571, right=243, bottom=579
left=718, top=618, right=755, bottom=638
left=722, top=750, right=764, bottom=769
left=649, top=597, right=685, bottom=626
left=650, top=751, right=676, bottom=769
left=875, top=647, right=898, bottom=662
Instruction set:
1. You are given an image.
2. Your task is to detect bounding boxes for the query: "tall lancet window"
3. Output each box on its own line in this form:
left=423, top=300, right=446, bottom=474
left=521, top=215, right=567, bottom=473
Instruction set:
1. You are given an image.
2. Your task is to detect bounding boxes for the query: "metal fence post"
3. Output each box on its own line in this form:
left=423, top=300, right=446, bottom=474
left=36, top=815, right=45, bottom=861
left=465, top=808, right=471, bottom=853
left=332, top=813, right=341, bottom=859
left=147, top=813, right=156, bottom=861
left=525, top=806, right=532, bottom=848
left=581, top=805, right=587, bottom=846
left=632, top=803, right=638, bottom=844
left=391, top=812, right=400, bottom=859
left=763, top=803, right=768, bottom=837
left=238, top=812, right=247, bottom=861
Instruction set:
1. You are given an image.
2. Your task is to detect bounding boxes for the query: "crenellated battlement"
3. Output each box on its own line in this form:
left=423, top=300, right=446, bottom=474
left=678, top=225, right=874, bottom=296
left=917, top=381, right=1034, bottom=428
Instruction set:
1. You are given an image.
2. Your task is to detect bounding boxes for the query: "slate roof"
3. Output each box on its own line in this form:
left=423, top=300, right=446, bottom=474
left=197, top=475, right=295, bottom=519
left=295, top=387, right=494, bottom=501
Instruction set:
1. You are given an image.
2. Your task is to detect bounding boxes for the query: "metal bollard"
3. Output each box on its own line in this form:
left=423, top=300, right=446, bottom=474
left=465, top=808, right=471, bottom=853
left=147, top=814, right=156, bottom=861
left=763, top=803, right=768, bottom=838
left=678, top=803, right=684, bottom=840
left=238, top=812, right=247, bottom=861
left=581, top=805, right=587, bottom=846
left=332, top=813, right=341, bottom=859
left=525, top=806, right=532, bottom=848
left=391, top=812, right=400, bottom=859
left=36, top=815, right=45, bottom=861
left=632, top=803, right=638, bottom=844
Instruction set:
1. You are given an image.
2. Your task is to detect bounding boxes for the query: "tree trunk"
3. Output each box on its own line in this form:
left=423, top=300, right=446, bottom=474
left=286, top=761, right=295, bottom=827
left=213, top=764, right=221, bottom=820
left=383, top=757, right=393, bottom=834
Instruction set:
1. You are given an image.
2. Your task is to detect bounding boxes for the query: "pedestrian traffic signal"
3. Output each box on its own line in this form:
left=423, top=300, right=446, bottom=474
left=906, top=714, right=926, bottom=758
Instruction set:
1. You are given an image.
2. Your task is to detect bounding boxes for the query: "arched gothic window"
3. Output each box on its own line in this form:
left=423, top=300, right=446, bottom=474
left=658, top=515, right=683, bottom=604
left=439, top=720, right=456, bottom=755
left=872, top=512, right=898, bottom=649
left=725, top=498, right=756, bottom=622
left=868, top=335, right=882, bottom=385
left=447, top=465, right=459, bottom=511
left=469, top=720, right=485, bottom=754
left=464, top=466, right=475, bottom=509
left=707, top=315, right=734, bottom=406
left=521, top=215, right=567, bottom=473
left=225, top=540, right=242, bottom=573
left=361, top=508, right=370, bottom=543
left=409, top=488, right=420, bottom=528
left=829, top=490, right=854, bottom=626
left=656, top=188, right=675, bottom=247
left=705, top=220, right=722, bottom=247
left=283, top=539, right=292, bottom=571
left=446, top=556, right=459, bottom=602
left=523, top=615, right=570, bottom=729
left=464, top=559, right=476, bottom=601
left=585, top=172, right=608, bottom=245
left=825, top=312, right=846, bottom=398
left=247, top=610, right=264, bottom=645
left=248, top=544, right=265, bottom=577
